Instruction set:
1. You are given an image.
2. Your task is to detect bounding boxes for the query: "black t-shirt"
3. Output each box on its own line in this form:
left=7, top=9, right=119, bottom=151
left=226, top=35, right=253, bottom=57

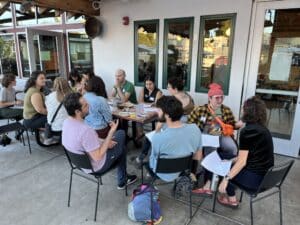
left=144, top=87, right=160, bottom=103
left=239, top=123, right=274, bottom=175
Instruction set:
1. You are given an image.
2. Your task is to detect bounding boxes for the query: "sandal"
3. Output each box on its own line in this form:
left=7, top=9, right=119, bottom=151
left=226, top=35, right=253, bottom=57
left=217, top=195, right=239, bottom=208
left=192, top=188, right=213, bottom=195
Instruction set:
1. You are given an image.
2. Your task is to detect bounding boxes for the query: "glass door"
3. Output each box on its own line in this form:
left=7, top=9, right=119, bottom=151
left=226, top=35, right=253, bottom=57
left=26, top=28, right=65, bottom=79
left=245, top=0, right=300, bottom=157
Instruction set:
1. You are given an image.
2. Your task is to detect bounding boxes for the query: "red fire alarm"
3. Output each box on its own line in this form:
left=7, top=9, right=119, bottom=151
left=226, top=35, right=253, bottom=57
left=122, top=16, right=129, bottom=25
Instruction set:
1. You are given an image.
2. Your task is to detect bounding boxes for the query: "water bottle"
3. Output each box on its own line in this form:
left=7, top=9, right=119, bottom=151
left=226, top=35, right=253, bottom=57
left=210, top=174, right=219, bottom=191
left=136, top=103, right=144, bottom=116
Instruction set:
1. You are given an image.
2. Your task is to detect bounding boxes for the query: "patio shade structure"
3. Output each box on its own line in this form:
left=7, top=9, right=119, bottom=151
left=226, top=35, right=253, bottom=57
left=0, top=0, right=100, bottom=16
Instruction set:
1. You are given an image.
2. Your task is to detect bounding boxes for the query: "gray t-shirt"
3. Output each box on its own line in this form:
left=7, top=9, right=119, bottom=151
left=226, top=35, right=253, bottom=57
left=150, top=123, right=202, bottom=182
left=0, top=87, right=15, bottom=108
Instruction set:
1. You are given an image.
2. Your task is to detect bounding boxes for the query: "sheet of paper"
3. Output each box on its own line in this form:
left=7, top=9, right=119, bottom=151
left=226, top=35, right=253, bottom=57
left=201, top=151, right=232, bottom=176
left=145, top=130, right=156, bottom=142
left=202, top=134, right=220, bottom=147
left=143, top=107, right=159, bottom=113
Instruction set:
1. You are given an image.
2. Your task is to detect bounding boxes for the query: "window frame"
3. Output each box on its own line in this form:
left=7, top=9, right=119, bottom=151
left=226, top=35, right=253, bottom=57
left=195, top=13, right=236, bottom=95
left=162, top=17, right=194, bottom=91
left=134, top=19, right=159, bottom=86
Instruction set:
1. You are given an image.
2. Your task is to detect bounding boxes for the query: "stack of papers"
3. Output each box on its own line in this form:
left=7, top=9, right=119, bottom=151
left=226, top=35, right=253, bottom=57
left=201, top=151, right=232, bottom=176
left=201, top=134, right=220, bottom=147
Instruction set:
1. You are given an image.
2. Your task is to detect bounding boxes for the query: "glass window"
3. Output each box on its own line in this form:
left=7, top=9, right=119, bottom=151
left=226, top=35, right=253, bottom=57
left=0, top=34, right=17, bottom=75
left=196, top=14, right=236, bottom=94
left=0, top=3, right=13, bottom=27
left=15, top=3, right=37, bottom=26
left=18, top=34, right=30, bottom=77
left=163, top=18, right=194, bottom=90
left=66, top=12, right=86, bottom=24
left=68, top=31, right=93, bottom=72
left=37, top=8, right=62, bottom=24
left=134, top=20, right=159, bottom=86
left=255, top=9, right=300, bottom=139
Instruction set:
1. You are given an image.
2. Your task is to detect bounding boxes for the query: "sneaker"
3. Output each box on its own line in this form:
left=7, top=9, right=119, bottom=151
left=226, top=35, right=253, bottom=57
left=43, top=138, right=59, bottom=145
left=117, top=175, right=138, bottom=190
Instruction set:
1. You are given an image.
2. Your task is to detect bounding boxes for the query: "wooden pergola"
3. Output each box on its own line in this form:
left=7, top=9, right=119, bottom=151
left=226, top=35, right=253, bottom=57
left=0, top=0, right=100, bottom=16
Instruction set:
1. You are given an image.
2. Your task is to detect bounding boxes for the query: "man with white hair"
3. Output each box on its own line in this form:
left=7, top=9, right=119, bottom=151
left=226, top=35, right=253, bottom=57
left=111, top=69, right=137, bottom=104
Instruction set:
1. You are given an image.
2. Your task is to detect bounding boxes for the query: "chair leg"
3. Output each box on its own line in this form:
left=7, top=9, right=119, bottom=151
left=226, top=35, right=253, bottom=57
left=125, top=174, right=128, bottom=196
left=25, top=130, right=32, bottom=154
left=212, top=191, right=217, bottom=212
left=189, top=179, right=192, bottom=219
left=67, top=169, right=73, bottom=207
left=279, top=187, right=283, bottom=225
left=94, top=178, right=100, bottom=221
left=141, top=164, right=144, bottom=184
left=239, top=191, right=244, bottom=203
left=250, top=197, right=254, bottom=225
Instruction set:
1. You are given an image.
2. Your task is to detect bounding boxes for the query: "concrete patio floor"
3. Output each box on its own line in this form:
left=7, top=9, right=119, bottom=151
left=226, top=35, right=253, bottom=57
left=0, top=129, right=299, bottom=225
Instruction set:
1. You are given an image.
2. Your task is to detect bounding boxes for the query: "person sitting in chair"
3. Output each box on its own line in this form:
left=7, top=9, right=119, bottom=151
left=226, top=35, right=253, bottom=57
left=217, top=96, right=274, bottom=207
left=149, top=96, right=203, bottom=182
left=62, top=92, right=137, bottom=189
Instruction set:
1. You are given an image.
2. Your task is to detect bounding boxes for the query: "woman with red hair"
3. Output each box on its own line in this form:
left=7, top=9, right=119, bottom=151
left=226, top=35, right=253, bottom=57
left=188, top=83, right=243, bottom=194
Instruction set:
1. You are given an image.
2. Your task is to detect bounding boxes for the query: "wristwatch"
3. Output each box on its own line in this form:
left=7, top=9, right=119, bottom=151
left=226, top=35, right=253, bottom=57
left=224, top=175, right=231, bottom=181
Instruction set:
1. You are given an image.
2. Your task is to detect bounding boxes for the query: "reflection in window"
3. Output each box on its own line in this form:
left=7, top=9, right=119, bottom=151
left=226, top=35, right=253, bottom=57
left=66, top=12, right=86, bottom=24
left=18, top=34, right=30, bottom=77
left=196, top=14, right=236, bottom=94
left=68, top=32, right=93, bottom=72
left=15, top=3, right=37, bottom=26
left=163, top=18, right=193, bottom=89
left=39, top=35, right=59, bottom=76
left=0, top=35, right=17, bottom=75
left=0, top=2, right=13, bottom=27
left=37, top=8, right=62, bottom=24
left=256, top=9, right=300, bottom=139
left=134, top=20, right=159, bottom=85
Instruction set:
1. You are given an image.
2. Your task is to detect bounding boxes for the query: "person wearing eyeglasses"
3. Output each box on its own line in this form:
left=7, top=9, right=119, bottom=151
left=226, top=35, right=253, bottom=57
left=188, top=83, right=243, bottom=195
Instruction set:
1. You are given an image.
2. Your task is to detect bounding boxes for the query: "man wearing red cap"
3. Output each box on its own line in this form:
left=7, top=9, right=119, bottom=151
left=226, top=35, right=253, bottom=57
left=188, top=83, right=243, bottom=194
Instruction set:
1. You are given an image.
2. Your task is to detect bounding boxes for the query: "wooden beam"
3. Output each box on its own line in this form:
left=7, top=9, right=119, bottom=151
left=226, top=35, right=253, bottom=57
left=2, top=0, right=100, bottom=16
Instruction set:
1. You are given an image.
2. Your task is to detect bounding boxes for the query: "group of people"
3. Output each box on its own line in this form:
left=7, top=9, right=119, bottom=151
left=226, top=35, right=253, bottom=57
left=0, top=68, right=274, bottom=209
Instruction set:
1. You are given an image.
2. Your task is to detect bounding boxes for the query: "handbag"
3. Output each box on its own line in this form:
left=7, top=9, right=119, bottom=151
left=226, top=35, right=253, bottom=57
left=208, top=105, right=234, bottom=136
left=44, top=102, right=63, bottom=138
left=96, top=112, right=111, bottom=139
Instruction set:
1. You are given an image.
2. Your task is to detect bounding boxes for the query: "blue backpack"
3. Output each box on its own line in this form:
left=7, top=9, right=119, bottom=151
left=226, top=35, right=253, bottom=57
left=128, top=184, right=162, bottom=224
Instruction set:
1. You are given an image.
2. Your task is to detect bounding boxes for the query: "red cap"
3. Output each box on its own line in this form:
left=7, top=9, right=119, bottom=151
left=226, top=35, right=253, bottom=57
left=208, top=83, right=224, bottom=97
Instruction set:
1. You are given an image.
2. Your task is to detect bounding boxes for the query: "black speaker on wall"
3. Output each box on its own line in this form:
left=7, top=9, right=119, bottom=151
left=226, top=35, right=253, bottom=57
left=85, top=17, right=103, bottom=39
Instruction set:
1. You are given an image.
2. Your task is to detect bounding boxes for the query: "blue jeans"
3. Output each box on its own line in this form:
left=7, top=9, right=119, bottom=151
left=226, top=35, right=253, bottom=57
left=138, top=138, right=151, bottom=161
left=95, top=130, right=127, bottom=186
left=23, top=113, right=47, bottom=129
left=226, top=169, right=264, bottom=197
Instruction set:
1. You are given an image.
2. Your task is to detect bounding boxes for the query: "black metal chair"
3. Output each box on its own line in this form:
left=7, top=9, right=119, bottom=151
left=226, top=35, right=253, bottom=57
left=63, top=147, right=127, bottom=221
left=0, top=122, right=31, bottom=154
left=213, top=160, right=294, bottom=225
left=141, top=153, right=194, bottom=223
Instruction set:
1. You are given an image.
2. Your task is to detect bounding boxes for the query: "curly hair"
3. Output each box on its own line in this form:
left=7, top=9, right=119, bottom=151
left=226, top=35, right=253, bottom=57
left=242, top=96, right=267, bottom=126
left=167, top=77, right=184, bottom=91
left=156, top=96, right=183, bottom=121
left=53, top=77, right=73, bottom=102
left=1, top=73, right=16, bottom=88
left=85, top=76, right=108, bottom=98
left=24, top=71, right=45, bottom=93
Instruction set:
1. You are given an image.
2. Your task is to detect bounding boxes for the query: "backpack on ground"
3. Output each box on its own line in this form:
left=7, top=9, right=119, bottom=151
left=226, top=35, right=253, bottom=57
left=0, top=134, right=12, bottom=147
left=128, top=184, right=162, bottom=224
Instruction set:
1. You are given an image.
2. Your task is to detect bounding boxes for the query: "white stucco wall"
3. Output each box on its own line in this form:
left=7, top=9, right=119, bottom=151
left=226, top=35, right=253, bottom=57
left=93, top=0, right=253, bottom=118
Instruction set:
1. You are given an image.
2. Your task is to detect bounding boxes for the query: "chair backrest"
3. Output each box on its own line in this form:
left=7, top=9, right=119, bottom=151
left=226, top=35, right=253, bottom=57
left=155, top=153, right=193, bottom=174
left=257, top=160, right=294, bottom=194
left=63, top=147, right=94, bottom=171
